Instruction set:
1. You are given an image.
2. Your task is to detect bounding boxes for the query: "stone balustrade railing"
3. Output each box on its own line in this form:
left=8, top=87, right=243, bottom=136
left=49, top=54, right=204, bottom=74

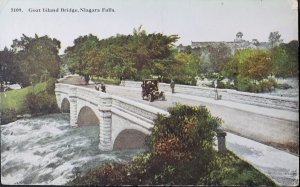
left=123, top=80, right=299, bottom=111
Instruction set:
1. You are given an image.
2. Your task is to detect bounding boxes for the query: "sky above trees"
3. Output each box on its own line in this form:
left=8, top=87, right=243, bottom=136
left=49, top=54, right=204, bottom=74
left=0, top=0, right=298, bottom=54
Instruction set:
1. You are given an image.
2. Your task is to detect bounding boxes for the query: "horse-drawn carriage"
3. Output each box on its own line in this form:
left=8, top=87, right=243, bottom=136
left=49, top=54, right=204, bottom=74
left=141, top=79, right=165, bottom=102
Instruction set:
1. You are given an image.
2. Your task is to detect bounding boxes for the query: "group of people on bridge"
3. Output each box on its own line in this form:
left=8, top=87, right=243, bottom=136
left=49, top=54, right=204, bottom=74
left=95, top=82, right=106, bottom=92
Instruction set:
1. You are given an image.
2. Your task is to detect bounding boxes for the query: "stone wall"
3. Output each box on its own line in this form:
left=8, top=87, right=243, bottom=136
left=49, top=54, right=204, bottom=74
left=124, top=80, right=299, bottom=111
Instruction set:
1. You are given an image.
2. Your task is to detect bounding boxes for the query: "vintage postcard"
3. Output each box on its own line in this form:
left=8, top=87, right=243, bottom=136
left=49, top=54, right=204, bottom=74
left=0, top=0, right=298, bottom=186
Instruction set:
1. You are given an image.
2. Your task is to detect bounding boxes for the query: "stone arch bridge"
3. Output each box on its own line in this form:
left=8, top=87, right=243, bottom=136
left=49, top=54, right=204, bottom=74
left=55, top=83, right=170, bottom=151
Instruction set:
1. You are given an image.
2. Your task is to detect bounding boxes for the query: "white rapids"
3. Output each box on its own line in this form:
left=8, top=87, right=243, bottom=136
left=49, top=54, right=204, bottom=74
left=1, top=113, right=144, bottom=185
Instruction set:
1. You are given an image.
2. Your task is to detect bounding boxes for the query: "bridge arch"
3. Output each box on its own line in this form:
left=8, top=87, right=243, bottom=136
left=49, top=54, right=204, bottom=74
left=77, top=106, right=100, bottom=126
left=61, top=98, right=70, bottom=113
left=113, top=129, right=148, bottom=150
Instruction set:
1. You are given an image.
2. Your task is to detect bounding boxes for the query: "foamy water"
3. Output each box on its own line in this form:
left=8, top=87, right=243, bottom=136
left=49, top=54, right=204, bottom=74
left=1, top=113, right=144, bottom=185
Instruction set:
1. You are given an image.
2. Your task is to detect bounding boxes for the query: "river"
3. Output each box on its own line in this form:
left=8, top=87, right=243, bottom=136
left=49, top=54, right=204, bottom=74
left=1, top=113, right=144, bottom=185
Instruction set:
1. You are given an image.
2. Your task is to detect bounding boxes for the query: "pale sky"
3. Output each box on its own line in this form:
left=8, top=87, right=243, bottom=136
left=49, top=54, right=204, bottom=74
left=0, top=0, right=298, bottom=54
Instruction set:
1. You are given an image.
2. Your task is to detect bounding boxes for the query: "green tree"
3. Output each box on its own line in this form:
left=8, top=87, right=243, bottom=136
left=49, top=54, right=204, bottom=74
left=239, top=49, right=272, bottom=81
left=222, top=56, right=239, bottom=82
left=271, top=40, right=298, bottom=78
left=0, top=47, right=23, bottom=86
left=11, top=34, right=61, bottom=86
left=268, top=31, right=283, bottom=48
left=100, top=36, right=138, bottom=79
left=280, top=40, right=298, bottom=77
left=147, top=104, right=221, bottom=184
left=64, top=27, right=179, bottom=81
left=173, top=52, right=200, bottom=84
left=64, top=34, right=100, bottom=84
left=208, top=43, right=232, bottom=73
left=271, top=46, right=289, bottom=77
left=129, top=26, right=179, bottom=80
left=223, top=49, right=272, bottom=82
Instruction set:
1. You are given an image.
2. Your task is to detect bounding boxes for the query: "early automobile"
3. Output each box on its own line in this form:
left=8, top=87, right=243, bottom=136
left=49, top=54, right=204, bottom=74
left=141, top=79, right=165, bottom=102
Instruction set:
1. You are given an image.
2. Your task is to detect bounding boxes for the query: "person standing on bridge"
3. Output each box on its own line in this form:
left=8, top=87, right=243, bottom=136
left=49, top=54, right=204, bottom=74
left=101, top=81, right=106, bottom=93
left=170, top=79, right=175, bottom=94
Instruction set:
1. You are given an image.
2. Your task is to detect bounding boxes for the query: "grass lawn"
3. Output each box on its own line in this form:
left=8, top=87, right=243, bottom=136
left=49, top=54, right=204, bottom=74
left=1, top=82, right=47, bottom=113
left=206, top=151, right=277, bottom=186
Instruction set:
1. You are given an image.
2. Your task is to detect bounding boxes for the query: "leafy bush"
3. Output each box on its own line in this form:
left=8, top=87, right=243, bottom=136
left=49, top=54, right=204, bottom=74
left=236, top=76, right=253, bottom=92
left=46, top=78, right=57, bottom=94
left=25, top=92, right=59, bottom=115
left=201, top=151, right=276, bottom=186
left=224, top=81, right=236, bottom=89
left=146, top=104, right=221, bottom=184
left=249, top=83, right=261, bottom=93
left=236, top=77, right=277, bottom=93
left=0, top=108, right=17, bottom=125
left=69, top=104, right=222, bottom=185
left=277, top=83, right=292, bottom=89
left=217, top=81, right=226, bottom=89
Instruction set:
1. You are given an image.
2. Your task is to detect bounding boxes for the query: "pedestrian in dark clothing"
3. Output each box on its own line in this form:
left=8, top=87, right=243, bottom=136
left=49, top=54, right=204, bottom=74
left=101, top=82, right=106, bottom=92
left=170, top=79, right=175, bottom=93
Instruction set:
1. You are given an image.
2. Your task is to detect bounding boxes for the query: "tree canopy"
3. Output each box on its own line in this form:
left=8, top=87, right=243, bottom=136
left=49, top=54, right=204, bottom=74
left=64, top=27, right=180, bottom=83
left=0, top=47, right=23, bottom=85
left=223, top=49, right=272, bottom=81
left=268, top=31, right=283, bottom=48
left=10, top=34, right=61, bottom=86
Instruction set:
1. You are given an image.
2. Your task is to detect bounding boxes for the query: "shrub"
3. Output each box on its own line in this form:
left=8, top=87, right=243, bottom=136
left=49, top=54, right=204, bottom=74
left=277, top=83, right=292, bottom=89
left=46, top=78, right=57, bottom=94
left=259, top=78, right=277, bottom=93
left=236, top=76, right=253, bottom=92
left=217, top=81, right=226, bottom=89
left=0, top=108, right=17, bottom=125
left=201, top=151, right=276, bottom=186
left=25, top=92, right=59, bottom=115
left=147, top=104, right=222, bottom=184
left=249, top=83, right=260, bottom=93
left=236, top=77, right=277, bottom=93
left=260, top=80, right=270, bottom=92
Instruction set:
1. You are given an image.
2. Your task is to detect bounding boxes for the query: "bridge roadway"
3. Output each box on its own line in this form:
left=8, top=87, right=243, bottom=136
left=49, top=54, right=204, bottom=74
left=81, top=83, right=299, bottom=186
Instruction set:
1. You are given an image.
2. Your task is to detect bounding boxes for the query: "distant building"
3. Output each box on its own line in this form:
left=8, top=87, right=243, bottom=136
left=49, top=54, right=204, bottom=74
left=178, top=32, right=271, bottom=54
left=177, top=44, right=187, bottom=52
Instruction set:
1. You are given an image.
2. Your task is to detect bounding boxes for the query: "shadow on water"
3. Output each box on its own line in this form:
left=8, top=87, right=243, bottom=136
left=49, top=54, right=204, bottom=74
left=1, top=113, right=145, bottom=185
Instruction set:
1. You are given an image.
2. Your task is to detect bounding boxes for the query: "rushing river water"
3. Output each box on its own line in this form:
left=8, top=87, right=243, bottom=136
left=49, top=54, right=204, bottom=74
left=1, top=113, right=144, bottom=185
